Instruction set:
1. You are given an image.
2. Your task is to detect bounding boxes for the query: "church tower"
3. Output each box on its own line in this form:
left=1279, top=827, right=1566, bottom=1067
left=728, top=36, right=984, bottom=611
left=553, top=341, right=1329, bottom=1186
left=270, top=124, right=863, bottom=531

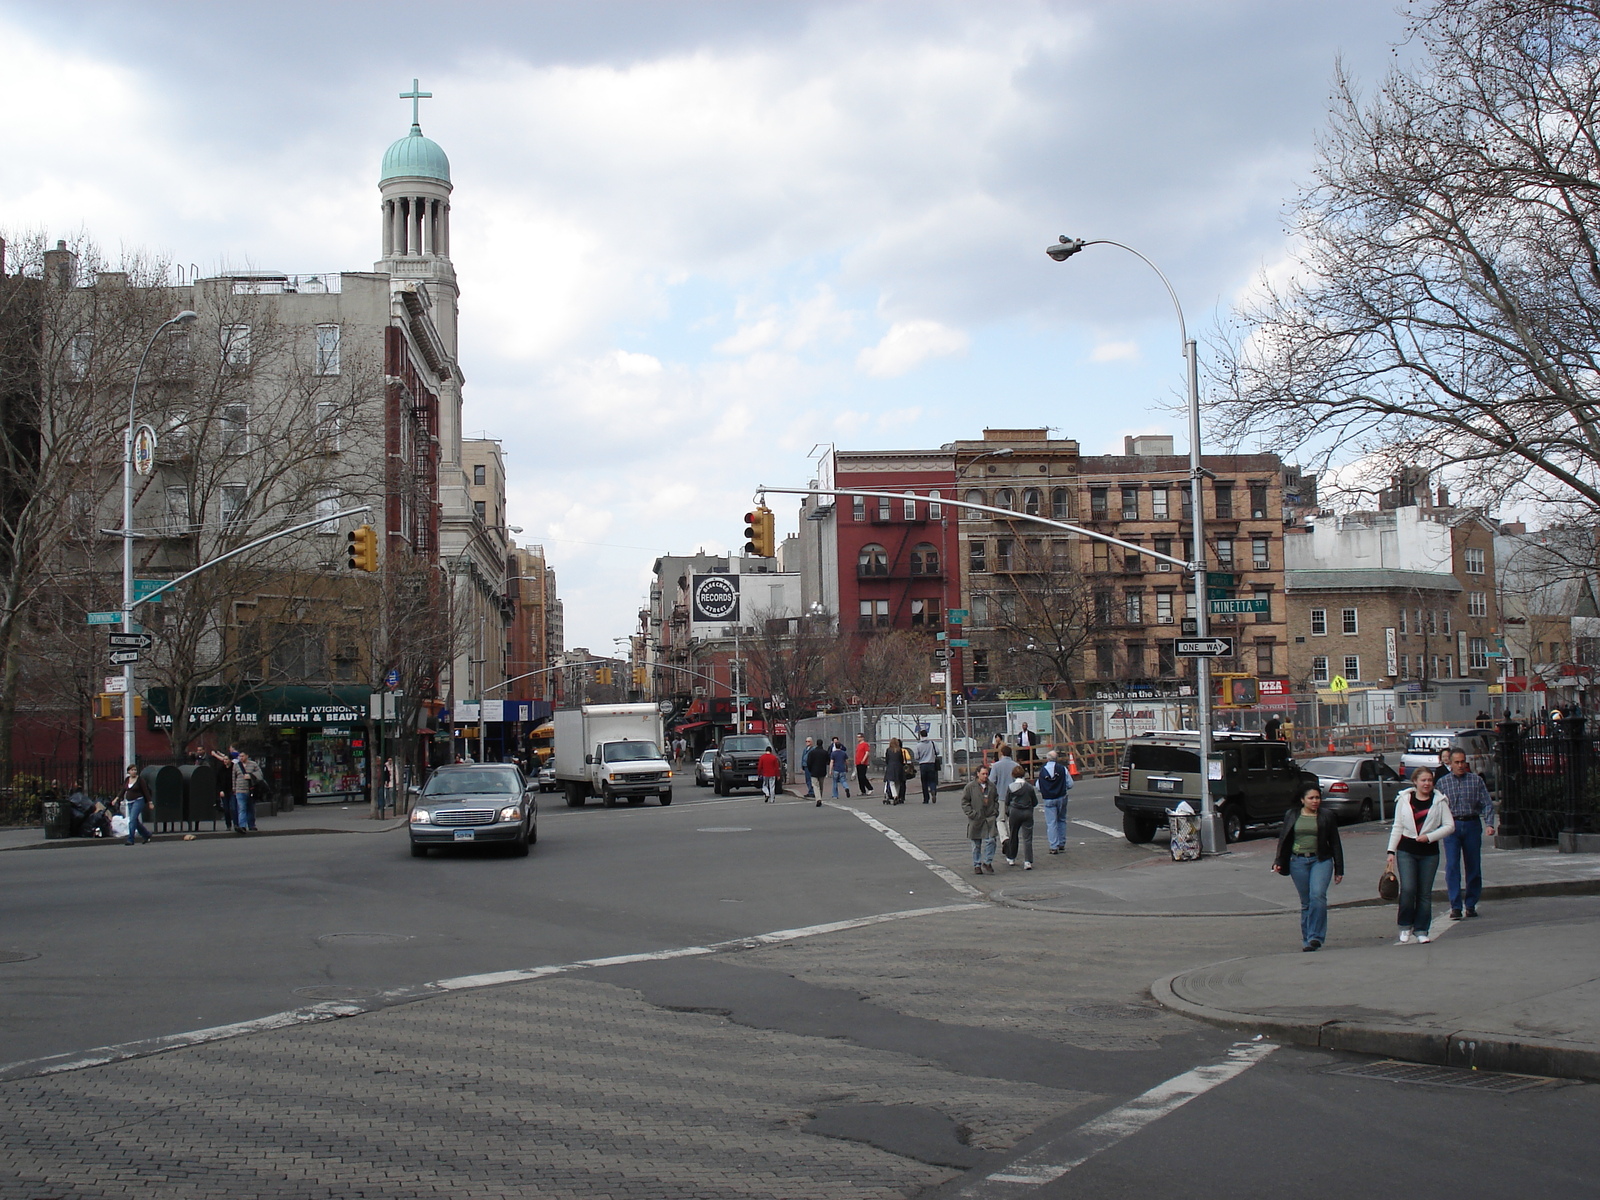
left=376, top=80, right=458, bottom=360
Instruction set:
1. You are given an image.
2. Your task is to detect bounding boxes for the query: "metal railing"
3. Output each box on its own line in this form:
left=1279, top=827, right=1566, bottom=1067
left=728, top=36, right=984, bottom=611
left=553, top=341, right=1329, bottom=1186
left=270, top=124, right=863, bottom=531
left=0, top=760, right=126, bottom=827
left=1496, top=717, right=1600, bottom=847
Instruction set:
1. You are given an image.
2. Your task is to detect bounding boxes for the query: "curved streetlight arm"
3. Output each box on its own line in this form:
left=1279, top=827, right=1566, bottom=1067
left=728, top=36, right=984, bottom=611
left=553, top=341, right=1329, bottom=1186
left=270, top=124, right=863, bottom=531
left=1047, top=237, right=1187, bottom=349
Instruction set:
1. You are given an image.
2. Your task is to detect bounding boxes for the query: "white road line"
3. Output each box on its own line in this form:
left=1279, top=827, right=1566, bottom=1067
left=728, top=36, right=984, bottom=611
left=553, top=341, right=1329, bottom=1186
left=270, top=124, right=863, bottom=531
left=965, top=1041, right=1278, bottom=1192
left=0, top=902, right=979, bottom=1084
left=832, top=804, right=985, bottom=899
left=1073, top=819, right=1125, bottom=838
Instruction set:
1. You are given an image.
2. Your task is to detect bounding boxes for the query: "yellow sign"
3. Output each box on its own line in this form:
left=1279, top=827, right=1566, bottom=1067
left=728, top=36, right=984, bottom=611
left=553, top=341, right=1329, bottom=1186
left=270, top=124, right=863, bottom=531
left=1329, top=675, right=1349, bottom=694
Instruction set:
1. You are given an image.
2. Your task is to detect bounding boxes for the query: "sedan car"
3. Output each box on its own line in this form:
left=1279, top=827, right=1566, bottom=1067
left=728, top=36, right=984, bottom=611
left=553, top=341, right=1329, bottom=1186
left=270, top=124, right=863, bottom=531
left=409, top=763, right=538, bottom=857
left=1298, top=755, right=1404, bottom=824
left=694, top=748, right=718, bottom=787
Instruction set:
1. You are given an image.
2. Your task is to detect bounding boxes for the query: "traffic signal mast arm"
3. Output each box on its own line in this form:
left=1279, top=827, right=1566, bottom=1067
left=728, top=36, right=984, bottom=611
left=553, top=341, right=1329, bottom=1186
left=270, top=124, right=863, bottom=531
left=753, top=487, right=1194, bottom=570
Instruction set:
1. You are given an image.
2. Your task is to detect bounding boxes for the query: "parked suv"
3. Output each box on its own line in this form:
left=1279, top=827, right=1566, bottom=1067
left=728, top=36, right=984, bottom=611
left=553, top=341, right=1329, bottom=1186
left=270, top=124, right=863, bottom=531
left=1117, top=731, right=1319, bottom=845
left=1400, top=728, right=1497, bottom=787
left=713, top=734, right=775, bottom=796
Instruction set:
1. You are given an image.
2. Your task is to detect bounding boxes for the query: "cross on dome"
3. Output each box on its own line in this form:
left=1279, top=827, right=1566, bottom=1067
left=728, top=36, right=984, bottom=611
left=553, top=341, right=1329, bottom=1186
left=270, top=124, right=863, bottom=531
left=400, top=78, right=432, bottom=127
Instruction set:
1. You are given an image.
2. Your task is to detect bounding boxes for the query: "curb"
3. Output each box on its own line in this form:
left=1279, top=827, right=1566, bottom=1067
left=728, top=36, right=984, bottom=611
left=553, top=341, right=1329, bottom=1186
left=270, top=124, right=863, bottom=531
left=0, top=822, right=407, bottom=851
left=1153, top=966, right=1600, bottom=1084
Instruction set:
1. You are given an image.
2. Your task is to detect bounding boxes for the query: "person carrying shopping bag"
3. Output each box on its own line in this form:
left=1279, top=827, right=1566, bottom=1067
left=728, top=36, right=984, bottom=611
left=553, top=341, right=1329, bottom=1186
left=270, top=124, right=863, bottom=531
left=1386, top=765, right=1455, bottom=944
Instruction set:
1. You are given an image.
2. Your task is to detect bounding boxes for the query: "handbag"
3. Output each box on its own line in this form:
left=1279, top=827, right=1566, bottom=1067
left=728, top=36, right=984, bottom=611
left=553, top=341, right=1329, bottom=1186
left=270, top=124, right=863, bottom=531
left=1378, top=867, right=1400, bottom=902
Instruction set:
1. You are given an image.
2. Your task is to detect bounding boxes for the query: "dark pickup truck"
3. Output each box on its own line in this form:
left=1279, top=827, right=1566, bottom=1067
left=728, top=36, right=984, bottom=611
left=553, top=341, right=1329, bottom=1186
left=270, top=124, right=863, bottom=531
left=713, top=734, right=775, bottom=796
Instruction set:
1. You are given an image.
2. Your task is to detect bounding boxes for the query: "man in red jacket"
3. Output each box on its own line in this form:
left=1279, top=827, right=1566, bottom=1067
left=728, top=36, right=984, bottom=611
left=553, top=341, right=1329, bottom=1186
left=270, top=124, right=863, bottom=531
left=757, top=747, right=783, bottom=803
left=854, top=735, right=874, bottom=796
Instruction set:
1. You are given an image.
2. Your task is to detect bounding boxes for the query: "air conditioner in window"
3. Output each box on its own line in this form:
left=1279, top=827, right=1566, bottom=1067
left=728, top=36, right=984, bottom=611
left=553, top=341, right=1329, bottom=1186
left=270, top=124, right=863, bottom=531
left=1157, top=562, right=1171, bottom=572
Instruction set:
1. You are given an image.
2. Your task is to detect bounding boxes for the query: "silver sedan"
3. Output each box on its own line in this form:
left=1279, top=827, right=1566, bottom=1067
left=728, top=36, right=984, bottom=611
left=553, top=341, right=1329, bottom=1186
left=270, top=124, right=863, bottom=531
left=1298, top=755, right=1405, bottom=824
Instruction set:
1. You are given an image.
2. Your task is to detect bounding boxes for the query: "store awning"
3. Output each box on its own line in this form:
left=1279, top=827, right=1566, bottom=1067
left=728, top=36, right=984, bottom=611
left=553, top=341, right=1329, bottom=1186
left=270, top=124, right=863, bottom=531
left=671, top=720, right=710, bottom=732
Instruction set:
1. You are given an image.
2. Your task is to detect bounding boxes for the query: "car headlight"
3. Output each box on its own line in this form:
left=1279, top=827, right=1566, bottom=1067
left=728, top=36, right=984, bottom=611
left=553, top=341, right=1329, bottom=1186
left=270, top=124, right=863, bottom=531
left=608, top=772, right=620, bottom=781
left=498, top=805, right=522, bottom=821
left=665, top=769, right=673, bottom=778
left=410, top=809, right=431, bottom=824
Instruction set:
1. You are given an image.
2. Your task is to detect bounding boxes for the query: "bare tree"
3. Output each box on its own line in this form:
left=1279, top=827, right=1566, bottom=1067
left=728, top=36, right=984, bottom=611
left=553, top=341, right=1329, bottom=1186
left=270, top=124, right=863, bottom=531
left=1213, top=1, right=1600, bottom=518
left=742, top=609, right=833, bottom=776
left=974, top=538, right=1098, bottom=698
left=828, top=629, right=937, bottom=707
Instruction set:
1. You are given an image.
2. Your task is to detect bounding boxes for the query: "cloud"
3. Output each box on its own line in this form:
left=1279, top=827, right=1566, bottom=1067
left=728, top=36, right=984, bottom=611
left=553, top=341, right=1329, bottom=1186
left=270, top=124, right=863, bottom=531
left=856, top=319, right=969, bottom=378
left=1090, top=340, right=1139, bottom=364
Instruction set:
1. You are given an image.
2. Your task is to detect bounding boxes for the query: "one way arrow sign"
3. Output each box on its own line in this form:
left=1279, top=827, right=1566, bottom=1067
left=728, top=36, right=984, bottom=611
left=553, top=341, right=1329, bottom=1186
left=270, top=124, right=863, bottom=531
left=108, top=633, right=153, bottom=650
left=1175, top=637, right=1235, bottom=658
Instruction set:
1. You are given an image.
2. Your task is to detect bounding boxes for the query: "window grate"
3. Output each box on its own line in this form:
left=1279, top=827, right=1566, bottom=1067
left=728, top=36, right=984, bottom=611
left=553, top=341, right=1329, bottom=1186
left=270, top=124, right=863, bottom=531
left=1324, top=1060, right=1555, bottom=1093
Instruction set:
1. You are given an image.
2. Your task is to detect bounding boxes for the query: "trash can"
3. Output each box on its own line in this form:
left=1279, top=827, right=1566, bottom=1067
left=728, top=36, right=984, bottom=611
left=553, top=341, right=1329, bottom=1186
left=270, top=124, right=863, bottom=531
left=42, top=799, right=71, bottom=840
left=180, top=764, right=222, bottom=826
left=1167, top=808, right=1201, bottom=861
left=140, top=764, right=185, bottom=828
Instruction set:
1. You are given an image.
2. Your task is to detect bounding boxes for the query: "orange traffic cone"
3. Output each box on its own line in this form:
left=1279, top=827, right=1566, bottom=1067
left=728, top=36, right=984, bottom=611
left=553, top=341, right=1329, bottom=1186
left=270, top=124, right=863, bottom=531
left=1067, top=751, right=1080, bottom=779
left=1327, top=739, right=1337, bottom=754
left=1363, top=737, right=1374, bottom=753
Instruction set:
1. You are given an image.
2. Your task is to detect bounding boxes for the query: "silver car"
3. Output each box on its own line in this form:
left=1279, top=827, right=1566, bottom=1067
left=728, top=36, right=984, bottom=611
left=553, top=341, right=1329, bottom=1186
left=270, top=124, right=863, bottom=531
left=694, top=748, right=718, bottom=787
left=1299, top=755, right=1404, bottom=824
left=409, top=764, right=538, bottom=858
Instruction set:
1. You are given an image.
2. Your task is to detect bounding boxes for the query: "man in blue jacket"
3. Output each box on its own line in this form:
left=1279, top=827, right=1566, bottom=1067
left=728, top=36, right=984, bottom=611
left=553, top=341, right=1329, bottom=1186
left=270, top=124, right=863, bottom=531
left=1038, top=749, right=1073, bottom=854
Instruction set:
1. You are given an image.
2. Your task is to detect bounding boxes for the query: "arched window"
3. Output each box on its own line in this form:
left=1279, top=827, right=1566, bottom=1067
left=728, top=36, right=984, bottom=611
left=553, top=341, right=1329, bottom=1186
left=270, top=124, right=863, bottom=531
left=858, top=543, right=888, bottom=576
left=928, top=490, right=943, bottom=519
left=1022, top=488, right=1041, bottom=516
left=909, top=543, right=940, bottom=576
left=994, top=488, right=1015, bottom=511
left=1051, top=487, right=1070, bottom=519
left=964, top=488, right=986, bottom=508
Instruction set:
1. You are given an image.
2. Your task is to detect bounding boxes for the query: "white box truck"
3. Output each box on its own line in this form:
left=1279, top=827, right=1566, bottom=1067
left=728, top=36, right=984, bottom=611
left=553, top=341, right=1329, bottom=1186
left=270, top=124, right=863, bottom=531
left=553, top=703, right=673, bottom=808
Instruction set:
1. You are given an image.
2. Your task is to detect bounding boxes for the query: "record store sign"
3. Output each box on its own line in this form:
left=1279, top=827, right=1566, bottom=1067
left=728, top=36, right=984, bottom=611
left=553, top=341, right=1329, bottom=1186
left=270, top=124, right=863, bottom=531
left=690, top=574, right=740, bottom=625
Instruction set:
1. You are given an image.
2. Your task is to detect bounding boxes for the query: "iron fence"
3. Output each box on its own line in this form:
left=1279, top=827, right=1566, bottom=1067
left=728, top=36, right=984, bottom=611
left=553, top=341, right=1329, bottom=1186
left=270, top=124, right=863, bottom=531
left=1495, top=717, right=1600, bottom=847
left=0, top=759, right=126, bottom=827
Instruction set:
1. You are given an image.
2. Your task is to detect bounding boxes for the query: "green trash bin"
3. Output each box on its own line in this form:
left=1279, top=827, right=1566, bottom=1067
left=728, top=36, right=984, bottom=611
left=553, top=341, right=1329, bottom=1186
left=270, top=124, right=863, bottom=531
left=180, top=763, right=222, bottom=826
left=42, top=799, right=71, bottom=840
left=139, top=765, right=184, bottom=829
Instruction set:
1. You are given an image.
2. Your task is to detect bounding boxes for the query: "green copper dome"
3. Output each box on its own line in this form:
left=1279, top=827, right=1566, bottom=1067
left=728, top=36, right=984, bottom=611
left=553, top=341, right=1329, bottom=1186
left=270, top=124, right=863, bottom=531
left=381, top=124, right=450, bottom=184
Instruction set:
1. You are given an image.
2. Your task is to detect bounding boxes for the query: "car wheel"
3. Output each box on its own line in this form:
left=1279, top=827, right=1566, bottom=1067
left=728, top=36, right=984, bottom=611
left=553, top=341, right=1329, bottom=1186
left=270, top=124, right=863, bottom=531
left=602, top=786, right=618, bottom=808
left=1222, top=807, right=1244, bottom=844
left=509, top=836, right=529, bottom=857
left=564, top=784, right=585, bottom=808
left=714, top=777, right=725, bottom=796
left=1359, top=800, right=1375, bottom=824
left=659, top=791, right=672, bottom=806
left=528, top=822, right=537, bottom=844
left=410, top=841, right=427, bottom=858
left=1122, top=812, right=1158, bottom=844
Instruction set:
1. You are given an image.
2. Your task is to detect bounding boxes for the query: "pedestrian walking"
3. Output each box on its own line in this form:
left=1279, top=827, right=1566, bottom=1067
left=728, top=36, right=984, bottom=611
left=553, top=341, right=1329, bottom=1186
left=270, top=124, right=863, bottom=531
left=1272, top=783, right=1345, bottom=951
left=757, top=746, right=782, bottom=802
left=913, top=732, right=939, bottom=803
left=882, top=737, right=910, bottom=805
left=989, top=745, right=1018, bottom=840
left=829, top=737, right=850, bottom=799
left=1263, top=714, right=1282, bottom=742
left=121, top=765, right=152, bottom=845
left=1437, top=748, right=1496, bottom=919
left=800, top=737, right=819, bottom=799
left=805, top=738, right=832, bottom=808
left=1387, top=766, right=1455, bottom=943
left=1037, top=749, right=1073, bottom=853
left=854, top=734, right=873, bottom=796
left=216, top=746, right=265, bottom=834
left=962, top=765, right=999, bottom=875
left=1002, top=767, right=1039, bottom=868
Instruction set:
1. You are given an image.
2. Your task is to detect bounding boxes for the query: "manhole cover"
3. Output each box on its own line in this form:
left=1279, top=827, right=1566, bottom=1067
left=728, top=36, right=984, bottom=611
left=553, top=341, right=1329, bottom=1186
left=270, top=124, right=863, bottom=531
left=0, top=950, right=39, bottom=964
left=315, top=932, right=412, bottom=947
left=293, top=985, right=381, bottom=1001
left=697, top=827, right=752, bottom=833
left=1068, top=1002, right=1163, bottom=1021
left=1325, top=1060, right=1554, bottom=1093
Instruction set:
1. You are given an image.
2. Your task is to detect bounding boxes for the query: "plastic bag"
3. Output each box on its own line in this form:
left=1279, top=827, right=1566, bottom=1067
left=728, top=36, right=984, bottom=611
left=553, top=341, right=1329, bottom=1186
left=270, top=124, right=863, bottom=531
left=110, top=814, right=129, bottom=838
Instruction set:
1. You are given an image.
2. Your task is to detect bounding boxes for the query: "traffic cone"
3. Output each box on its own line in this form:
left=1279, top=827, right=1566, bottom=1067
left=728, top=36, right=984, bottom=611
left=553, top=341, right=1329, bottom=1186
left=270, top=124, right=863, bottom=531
left=1067, top=751, right=1080, bottom=779
left=1363, top=737, right=1374, bottom=753
left=1327, top=738, right=1337, bottom=754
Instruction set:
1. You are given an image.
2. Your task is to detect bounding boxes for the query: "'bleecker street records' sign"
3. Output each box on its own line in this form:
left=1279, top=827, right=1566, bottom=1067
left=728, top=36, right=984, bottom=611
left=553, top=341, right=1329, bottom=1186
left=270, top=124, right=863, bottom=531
left=691, top=574, right=740, bottom=623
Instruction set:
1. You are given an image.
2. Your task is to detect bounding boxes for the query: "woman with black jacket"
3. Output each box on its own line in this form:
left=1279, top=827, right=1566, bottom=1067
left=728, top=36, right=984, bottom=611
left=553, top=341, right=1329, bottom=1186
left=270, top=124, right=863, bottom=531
left=1271, top=784, right=1344, bottom=951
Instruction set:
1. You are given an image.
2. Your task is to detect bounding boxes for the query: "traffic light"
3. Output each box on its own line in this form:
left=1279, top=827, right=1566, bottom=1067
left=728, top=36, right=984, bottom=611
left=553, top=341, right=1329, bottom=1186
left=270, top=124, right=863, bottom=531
left=346, top=524, right=378, bottom=572
left=595, top=666, right=613, bottom=686
left=632, top=667, right=647, bottom=690
left=743, top=504, right=776, bottom=557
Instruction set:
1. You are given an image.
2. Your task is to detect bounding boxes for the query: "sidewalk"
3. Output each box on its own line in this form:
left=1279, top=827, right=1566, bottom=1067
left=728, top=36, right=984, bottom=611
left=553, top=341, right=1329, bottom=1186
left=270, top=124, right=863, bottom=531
left=0, top=801, right=406, bottom=852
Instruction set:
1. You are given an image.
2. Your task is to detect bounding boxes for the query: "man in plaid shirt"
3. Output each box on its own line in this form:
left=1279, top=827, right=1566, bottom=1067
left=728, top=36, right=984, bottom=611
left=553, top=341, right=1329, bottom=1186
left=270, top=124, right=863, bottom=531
left=1436, top=749, right=1496, bottom=919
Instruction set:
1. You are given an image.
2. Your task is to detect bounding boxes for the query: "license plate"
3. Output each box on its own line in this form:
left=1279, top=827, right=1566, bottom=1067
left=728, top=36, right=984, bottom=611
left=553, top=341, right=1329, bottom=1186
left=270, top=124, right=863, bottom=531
left=1151, top=778, right=1179, bottom=793
left=453, top=829, right=476, bottom=841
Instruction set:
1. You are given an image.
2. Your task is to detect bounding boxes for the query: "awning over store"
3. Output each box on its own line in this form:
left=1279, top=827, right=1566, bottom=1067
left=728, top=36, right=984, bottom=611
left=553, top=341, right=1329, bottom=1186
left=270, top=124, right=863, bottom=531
left=671, top=720, right=710, bottom=732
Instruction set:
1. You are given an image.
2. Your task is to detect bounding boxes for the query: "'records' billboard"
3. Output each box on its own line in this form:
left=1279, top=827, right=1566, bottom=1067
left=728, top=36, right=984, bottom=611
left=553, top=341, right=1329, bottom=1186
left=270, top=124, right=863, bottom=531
left=690, top=574, right=740, bottom=625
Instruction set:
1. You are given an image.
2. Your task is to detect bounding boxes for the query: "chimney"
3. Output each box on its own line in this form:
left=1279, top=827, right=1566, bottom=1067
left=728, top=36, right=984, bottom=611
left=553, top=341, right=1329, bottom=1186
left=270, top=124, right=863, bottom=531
left=1437, top=485, right=1450, bottom=507
left=43, top=240, right=77, bottom=290
left=1125, top=434, right=1175, bottom=457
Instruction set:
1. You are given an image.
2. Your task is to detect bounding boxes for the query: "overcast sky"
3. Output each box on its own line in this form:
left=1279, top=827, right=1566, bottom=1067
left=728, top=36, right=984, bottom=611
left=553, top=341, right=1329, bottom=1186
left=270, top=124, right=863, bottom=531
left=2, top=0, right=1416, bottom=652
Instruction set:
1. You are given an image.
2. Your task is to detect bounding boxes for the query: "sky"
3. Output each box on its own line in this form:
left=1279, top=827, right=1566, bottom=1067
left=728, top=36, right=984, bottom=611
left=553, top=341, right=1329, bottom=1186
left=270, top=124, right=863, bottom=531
left=1, top=0, right=1419, bottom=651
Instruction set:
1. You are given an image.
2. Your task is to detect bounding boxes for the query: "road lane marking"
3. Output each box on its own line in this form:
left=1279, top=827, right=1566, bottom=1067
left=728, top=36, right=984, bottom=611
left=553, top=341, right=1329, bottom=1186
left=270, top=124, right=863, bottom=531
left=1073, top=819, right=1125, bottom=838
left=0, top=902, right=980, bottom=1083
left=965, top=1041, right=1278, bottom=1191
left=832, top=804, right=985, bottom=899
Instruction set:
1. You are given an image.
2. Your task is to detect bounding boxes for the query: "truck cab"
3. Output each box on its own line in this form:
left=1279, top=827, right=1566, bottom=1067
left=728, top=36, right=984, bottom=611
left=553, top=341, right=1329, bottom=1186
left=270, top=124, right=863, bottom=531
left=713, top=734, right=775, bottom=795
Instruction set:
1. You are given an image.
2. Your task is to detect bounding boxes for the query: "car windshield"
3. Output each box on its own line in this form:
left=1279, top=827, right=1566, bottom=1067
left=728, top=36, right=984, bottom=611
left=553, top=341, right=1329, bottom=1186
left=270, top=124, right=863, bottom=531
left=699, top=750, right=717, bottom=763
left=423, top=768, right=521, bottom=797
left=1303, top=758, right=1358, bottom=778
left=602, top=741, right=662, bottom=763
left=723, top=736, right=771, bottom=753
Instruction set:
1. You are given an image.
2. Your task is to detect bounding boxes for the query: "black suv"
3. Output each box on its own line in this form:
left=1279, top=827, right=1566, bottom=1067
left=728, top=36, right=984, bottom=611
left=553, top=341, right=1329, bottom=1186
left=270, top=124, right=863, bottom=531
left=1117, top=731, right=1318, bottom=844
left=713, top=734, right=775, bottom=796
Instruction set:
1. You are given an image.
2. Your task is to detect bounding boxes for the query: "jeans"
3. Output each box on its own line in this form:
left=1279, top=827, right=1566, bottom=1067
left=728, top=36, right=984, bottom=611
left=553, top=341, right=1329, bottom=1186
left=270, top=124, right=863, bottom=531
left=1396, top=848, right=1440, bottom=934
left=831, top=768, right=848, bottom=798
left=919, top=763, right=939, bottom=803
left=971, top=836, right=996, bottom=866
left=761, top=776, right=777, bottom=801
left=234, top=791, right=255, bottom=831
left=1288, top=854, right=1334, bottom=946
left=125, top=797, right=151, bottom=844
left=803, top=772, right=816, bottom=798
left=856, top=763, right=872, bottom=793
left=1442, top=818, right=1483, bottom=912
left=1043, top=797, right=1069, bottom=849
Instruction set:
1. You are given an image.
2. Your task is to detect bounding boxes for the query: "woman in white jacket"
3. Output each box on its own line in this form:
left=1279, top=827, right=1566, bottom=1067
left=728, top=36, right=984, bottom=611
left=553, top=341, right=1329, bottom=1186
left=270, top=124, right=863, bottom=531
left=1386, top=766, right=1455, bottom=943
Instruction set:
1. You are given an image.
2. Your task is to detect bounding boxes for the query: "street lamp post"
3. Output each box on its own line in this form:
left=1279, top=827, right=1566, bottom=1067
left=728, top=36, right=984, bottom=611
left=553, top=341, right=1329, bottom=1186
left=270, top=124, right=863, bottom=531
left=123, top=310, right=198, bottom=774
left=1046, top=236, right=1220, bottom=854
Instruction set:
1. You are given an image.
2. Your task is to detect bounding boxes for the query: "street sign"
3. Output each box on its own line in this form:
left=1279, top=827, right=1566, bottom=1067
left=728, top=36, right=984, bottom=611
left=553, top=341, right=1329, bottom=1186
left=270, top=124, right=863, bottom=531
left=947, top=608, right=968, bottom=623
left=384, top=667, right=402, bottom=689
left=1181, top=618, right=1198, bottom=636
left=86, top=611, right=122, bottom=626
left=1329, top=675, right=1350, bottom=694
left=948, top=638, right=969, bottom=647
left=1176, top=637, right=1236, bottom=658
left=132, top=424, right=158, bottom=476
left=133, top=579, right=167, bottom=604
left=1207, top=587, right=1230, bottom=601
left=104, top=676, right=127, bottom=694
left=930, top=672, right=947, bottom=684
left=108, top=633, right=153, bottom=650
left=1209, top=598, right=1270, bottom=615
left=1206, top=571, right=1237, bottom=587
left=108, top=649, right=140, bottom=666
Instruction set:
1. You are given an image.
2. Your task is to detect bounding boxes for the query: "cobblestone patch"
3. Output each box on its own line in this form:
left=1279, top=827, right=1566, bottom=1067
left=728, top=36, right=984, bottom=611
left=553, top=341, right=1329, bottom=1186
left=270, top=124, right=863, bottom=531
left=0, top=973, right=1090, bottom=1199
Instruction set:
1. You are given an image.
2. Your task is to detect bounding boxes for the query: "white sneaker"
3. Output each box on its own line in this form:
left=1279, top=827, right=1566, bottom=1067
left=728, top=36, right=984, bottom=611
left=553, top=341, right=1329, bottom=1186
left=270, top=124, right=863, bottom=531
left=1024, top=862, right=1033, bottom=870
left=1004, top=857, right=1015, bottom=866
left=1416, top=932, right=1431, bottom=944
left=1398, top=929, right=1412, bottom=943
